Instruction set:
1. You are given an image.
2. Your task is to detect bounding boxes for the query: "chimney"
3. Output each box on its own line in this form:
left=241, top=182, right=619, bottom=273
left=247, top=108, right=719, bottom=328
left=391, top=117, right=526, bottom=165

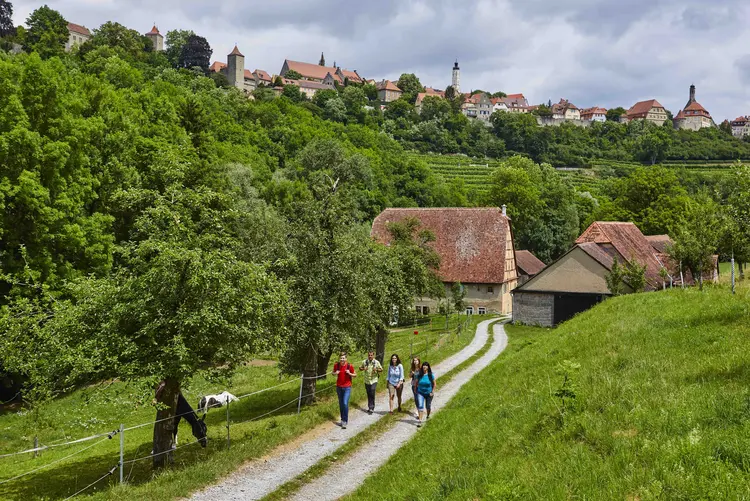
left=501, top=204, right=507, bottom=216
left=689, top=84, right=696, bottom=103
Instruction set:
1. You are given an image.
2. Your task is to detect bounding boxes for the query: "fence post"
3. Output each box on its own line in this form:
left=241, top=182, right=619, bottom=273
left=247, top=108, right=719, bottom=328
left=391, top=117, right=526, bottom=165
left=33, top=436, right=38, bottom=458
left=226, top=396, right=230, bottom=450
left=119, top=423, right=124, bottom=484
left=297, top=374, right=304, bottom=414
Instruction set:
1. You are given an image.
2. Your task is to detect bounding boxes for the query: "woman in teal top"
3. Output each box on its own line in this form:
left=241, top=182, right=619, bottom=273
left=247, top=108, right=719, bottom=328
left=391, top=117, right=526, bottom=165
left=415, top=361, right=435, bottom=427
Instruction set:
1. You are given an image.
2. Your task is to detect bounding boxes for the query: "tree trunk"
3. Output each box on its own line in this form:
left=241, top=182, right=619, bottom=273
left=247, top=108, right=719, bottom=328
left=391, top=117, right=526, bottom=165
left=316, top=350, right=332, bottom=380
left=152, top=378, right=180, bottom=470
left=300, top=348, right=318, bottom=406
left=740, top=262, right=745, bottom=280
left=698, top=268, right=704, bottom=291
left=375, top=325, right=388, bottom=365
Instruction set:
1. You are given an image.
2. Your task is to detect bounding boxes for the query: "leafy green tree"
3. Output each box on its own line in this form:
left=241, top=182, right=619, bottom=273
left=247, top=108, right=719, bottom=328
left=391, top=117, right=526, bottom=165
left=22, top=5, right=68, bottom=58
left=341, top=85, right=367, bottom=115
left=420, top=95, right=451, bottom=121
left=210, top=70, right=231, bottom=88
left=284, top=69, right=302, bottom=80
left=0, top=0, right=14, bottom=38
left=444, top=85, right=456, bottom=100
left=396, top=73, right=424, bottom=104
left=635, top=127, right=673, bottom=164
left=533, top=104, right=553, bottom=117
left=164, top=29, right=194, bottom=67
left=605, top=257, right=626, bottom=295
left=606, top=107, right=626, bottom=122
left=362, top=82, right=378, bottom=101
left=384, top=98, right=415, bottom=121
left=667, top=194, right=722, bottom=290
left=451, top=281, right=466, bottom=312
left=623, top=260, right=647, bottom=292
left=312, top=88, right=338, bottom=108
left=324, top=96, right=347, bottom=122
left=282, top=83, right=306, bottom=102
left=79, top=21, right=151, bottom=61
left=178, top=34, right=212, bottom=72
left=719, top=119, right=732, bottom=136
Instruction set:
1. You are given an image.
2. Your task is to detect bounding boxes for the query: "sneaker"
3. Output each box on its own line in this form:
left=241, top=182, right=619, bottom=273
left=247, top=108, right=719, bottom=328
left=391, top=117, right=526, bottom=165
left=417, top=422, right=422, bottom=428
left=398, top=407, right=402, bottom=412
left=342, top=422, right=347, bottom=429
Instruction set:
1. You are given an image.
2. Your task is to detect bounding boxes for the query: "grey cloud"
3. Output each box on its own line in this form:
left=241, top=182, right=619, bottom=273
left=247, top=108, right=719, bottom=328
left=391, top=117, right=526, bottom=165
left=734, top=55, right=750, bottom=86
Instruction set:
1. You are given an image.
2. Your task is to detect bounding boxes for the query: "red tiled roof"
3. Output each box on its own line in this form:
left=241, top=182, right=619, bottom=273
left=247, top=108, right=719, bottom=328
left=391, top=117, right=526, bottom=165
left=577, top=242, right=616, bottom=271
left=209, top=61, right=226, bottom=73
left=229, top=45, right=244, bottom=57
left=339, top=69, right=363, bottom=83
left=371, top=208, right=514, bottom=284
left=627, top=99, right=664, bottom=118
left=506, top=93, right=525, bottom=99
left=674, top=110, right=686, bottom=120
left=146, top=25, right=160, bottom=36
left=253, top=69, right=272, bottom=82
left=282, top=78, right=331, bottom=90
left=645, top=235, right=671, bottom=253
left=244, top=69, right=254, bottom=80
left=68, top=23, right=91, bottom=36
left=284, top=60, right=338, bottom=81
left=733, top=116, right=748, bottom=124
left=576, top=221, right=666, bottom=288
left=581, top=107, right=607, bottom=116
left=376, top=80, right=401, bottom=92
left=515, top=250, right=545, bottom=276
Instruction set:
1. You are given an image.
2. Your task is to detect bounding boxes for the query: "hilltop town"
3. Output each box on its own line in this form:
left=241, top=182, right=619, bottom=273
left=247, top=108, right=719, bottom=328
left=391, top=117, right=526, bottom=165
left=49, top=20, right=750, bottom=137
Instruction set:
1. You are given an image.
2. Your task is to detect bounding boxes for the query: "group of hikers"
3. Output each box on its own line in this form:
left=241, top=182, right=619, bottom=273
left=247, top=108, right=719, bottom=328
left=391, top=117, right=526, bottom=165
left=331, top=351, right=436, bottom=429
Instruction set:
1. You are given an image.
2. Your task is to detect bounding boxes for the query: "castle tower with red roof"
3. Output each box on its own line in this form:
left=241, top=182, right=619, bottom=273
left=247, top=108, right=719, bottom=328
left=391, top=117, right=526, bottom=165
left=673, top=84, right=714, bottom=131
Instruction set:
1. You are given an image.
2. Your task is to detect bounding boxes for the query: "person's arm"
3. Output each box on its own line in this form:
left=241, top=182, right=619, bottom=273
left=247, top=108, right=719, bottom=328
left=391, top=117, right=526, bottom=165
left=332, top=363, right=340, bottom=375
left=399, top=364, right=405, bottom=385
left=431, top=376, right=436, bottom=394
left=347, top=364, right=356, bottom=377
left=376, top=361, right=383, bottom=373
left=359, top=360, right=366, bottom=371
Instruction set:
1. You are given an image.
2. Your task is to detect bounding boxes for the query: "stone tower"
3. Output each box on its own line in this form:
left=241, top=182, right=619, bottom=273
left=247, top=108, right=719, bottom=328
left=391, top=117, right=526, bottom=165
left=145, top=25, right=164, bottom=51
left=452, top=60, right=460, bottom=94
left=319, top=52, right=326, bottom=66
left=227, top=45, right=245, bottom=90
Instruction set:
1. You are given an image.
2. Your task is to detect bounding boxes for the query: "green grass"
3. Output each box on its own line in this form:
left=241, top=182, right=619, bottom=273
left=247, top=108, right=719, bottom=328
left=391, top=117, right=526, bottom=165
left=346, top=286, right=750, bottom=500
left=262, top=317, right=501, bottom=501
left=0, top=314, right=482, bottom=500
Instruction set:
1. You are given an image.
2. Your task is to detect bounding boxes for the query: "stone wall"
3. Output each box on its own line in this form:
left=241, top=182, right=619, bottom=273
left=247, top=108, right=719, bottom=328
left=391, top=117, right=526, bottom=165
left=536, top=117, right=591, bottom=128
left=512, top=291, right=554, bottom=327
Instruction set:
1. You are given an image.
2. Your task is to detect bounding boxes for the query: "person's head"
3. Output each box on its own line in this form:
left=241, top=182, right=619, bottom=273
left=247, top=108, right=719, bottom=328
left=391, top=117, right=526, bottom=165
left=411, top=357, right=421, bottom=371
left=420, top=361, right=432, bottom=375
left=390, top=354, right=401, bottom=366
left=339, top=352, right=347, bottom=364
left=367, top=351, right=375, bottom=361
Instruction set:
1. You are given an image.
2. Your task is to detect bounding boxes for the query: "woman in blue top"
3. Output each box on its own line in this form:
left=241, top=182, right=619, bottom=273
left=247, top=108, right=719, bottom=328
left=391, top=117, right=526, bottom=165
left=415, top=361, right=436, bottom=427
left=387, top=354, right=405, bottom=414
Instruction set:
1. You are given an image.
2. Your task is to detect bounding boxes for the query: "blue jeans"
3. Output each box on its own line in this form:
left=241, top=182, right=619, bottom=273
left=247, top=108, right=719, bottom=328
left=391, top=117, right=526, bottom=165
left=416, top=392, right=433, bottom=412
left=336, top=386, right=351, bottom=423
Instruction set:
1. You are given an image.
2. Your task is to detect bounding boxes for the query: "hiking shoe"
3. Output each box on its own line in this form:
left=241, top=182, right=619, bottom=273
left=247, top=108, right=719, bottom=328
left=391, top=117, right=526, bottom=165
left=417, top=422, right=422, bottom=428
left=368, top=409, right=373, bottom=415
left=342, top=422, right=347, bottom=429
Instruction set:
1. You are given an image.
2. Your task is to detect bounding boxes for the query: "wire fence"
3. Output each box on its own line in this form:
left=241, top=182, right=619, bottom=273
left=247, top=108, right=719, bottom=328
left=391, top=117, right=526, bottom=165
left=0, top=316, right=474, bottom=498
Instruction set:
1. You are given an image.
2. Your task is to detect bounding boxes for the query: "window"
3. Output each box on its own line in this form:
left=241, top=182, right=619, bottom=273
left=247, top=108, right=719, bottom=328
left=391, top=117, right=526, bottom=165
left=487, top=286, right=494, bottom=294
left=478, top=307, right=486, bottom=315
left=466, top=306, right=474, bottom=315
left=423, top=306, right=430, bottom=315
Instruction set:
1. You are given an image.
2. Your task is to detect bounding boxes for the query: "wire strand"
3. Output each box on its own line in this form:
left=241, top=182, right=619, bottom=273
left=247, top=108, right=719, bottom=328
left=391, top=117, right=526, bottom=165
left=61, top=465, right=117, bottom=501
left=0, top=430, right=119, bottom=460
left=0, top=437, right=110, bottom=485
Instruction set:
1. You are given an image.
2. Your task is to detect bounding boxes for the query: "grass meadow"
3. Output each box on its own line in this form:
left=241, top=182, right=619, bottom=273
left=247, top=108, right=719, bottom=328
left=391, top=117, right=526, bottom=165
left=0, top=314, right=486, bottom=500
left=347, top=285, right=750, bottom=500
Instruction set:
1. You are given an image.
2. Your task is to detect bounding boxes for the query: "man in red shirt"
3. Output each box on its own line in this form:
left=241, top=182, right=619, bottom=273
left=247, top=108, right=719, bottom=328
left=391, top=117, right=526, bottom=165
left=332, top=352, right=356, bottom=429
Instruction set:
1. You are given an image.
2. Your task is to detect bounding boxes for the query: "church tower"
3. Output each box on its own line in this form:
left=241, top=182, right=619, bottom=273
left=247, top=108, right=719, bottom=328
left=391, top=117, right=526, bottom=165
left=319, top=52, right=326, bottom=66
left=145, top=25, right=164, bottom=51
left=227, top=45, right=245, bottom=90
left=452, top=60, right=460, bottom=94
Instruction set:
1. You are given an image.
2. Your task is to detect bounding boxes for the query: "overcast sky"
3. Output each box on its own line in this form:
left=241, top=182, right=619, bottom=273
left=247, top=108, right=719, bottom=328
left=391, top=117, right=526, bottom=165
left=12, top=0, right=750, bottom=121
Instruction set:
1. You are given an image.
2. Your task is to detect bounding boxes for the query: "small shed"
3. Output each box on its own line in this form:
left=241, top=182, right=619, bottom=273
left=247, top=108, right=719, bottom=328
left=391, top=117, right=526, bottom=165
left=515, top=250, right=545, bottom=285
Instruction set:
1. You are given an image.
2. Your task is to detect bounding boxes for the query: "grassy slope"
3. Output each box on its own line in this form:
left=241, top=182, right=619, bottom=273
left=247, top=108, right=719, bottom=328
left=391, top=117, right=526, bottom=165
left=0, top=314, right=482, bottom=500
left=347, top=286, right=750, bottom=500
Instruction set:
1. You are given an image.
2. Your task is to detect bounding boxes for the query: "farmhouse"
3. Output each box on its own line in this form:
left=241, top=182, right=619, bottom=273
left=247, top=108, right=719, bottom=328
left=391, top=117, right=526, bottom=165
left=371, top=207, right=518, bottom=316
left=512, top=222, right=671, bottom=327
left=623, top=99, right=668, bottom=125
left=376, top=80, right=402, bottom=102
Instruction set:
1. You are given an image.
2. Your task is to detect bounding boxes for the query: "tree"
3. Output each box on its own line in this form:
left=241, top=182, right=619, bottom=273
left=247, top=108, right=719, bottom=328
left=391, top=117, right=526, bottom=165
left=0, top=0, right=14, bottom=38
left=165, top=29, right=194, bottom=67
left=362, top=82, right=378, bottom=102
left=667, top=195, right=722, bottom=291
left=719, top=119, right=733, bottom=136
left=22, top=5, right=68, bottom=58
left=178, top=34, right=212, bottom=72
left=635, top=126, right=672, bottom=165
left=282, top=84, right=306, bottom=102
left=210, top=71, right=231, bottom=88
left=606, top=107, right=627, bottom=122
left=384, top=98, right=415, bottom=121
left=273, top=75, right=283, bottom=87
left=419, top=95, right=451, bottom=121
left=284, top=69, right=303, bottom=80
left=79, top=21, right=151, bottom=62
left=533, top=104, right=553, bottom=117
left=323, top=96, right=347, bottom=122
left=623, top=260, right=647, bottom=292
left=396, top=73, right=424, bottom=104
left=341, top=85, right=367, bottom=115
left=312, top=88, right=338, bottom=108
left=444, top=85, right=456, bottom=100
left=451, top=282, right=466, bottom=312
left=605, top=257, right=626, bottom=296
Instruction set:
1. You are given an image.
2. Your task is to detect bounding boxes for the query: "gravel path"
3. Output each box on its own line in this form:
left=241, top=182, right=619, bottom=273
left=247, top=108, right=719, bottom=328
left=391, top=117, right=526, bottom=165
left=189, top=318, right=499, bottom=501
left=287, top=322, right=508, bottom=501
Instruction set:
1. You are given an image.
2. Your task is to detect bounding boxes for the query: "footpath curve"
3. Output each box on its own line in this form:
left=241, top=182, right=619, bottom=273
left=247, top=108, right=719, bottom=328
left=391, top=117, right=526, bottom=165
left=189, top=318, right=499, bottom=501
left=288, top=321, right=509, bottom=501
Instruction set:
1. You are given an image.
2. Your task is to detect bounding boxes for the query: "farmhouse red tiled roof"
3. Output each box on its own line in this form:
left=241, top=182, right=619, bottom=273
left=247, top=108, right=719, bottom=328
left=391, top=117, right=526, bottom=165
left=733, top=116, right=748, bottom=124
left=515, top=250, right=545, bottom=276
left=581, top=107, right=607, bottom=115
left=627, top=99, right=664, bottom=119
left=506, top=93, right=525, bottom=99
left=577, top=242, right=616, bottom=271
left=339, top=69, right=363, bottom=83
left=674, top=110, right=686, bottom=120
left=229, top=45, right=244, bottom=57
left=146, top=26, right=160, bottom=36
left=371, top=208, right=514, bottom=285
left=68, top=23, right=91, bottom=36
left=209, top=61, right=226, bottom=72
left=284, top=60, right=338, bottom=81
left=576, top=221, right=666, bottom=288
left=254, top=69, right=272, bottom=82
left=244, top=69, right=254, bottom=80
left=645, top=234, right=672, bottom=253
left=376, top=80, right=401, bottom=92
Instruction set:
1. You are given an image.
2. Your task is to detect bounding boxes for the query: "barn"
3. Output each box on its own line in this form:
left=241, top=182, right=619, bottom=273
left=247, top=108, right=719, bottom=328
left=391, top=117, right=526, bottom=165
left=515, top=250, right=546, bottom=285
left=512, top=222, right=668, bottom=327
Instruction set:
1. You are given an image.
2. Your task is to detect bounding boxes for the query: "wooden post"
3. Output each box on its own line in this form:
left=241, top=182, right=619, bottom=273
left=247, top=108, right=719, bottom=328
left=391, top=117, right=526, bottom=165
left=732, top=255, right=736, bottom=295
left=297, top=374, right=304, bottom=414
left=119, top=424, right=124, bottom=484
left=33, top=436, right=38, bottom=458
left=225, top=395, right=230, bottom=450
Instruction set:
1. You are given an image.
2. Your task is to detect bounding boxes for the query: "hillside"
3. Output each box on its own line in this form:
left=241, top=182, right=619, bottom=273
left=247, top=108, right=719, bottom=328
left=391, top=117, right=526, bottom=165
left=348, top=286, right=750, bottom=500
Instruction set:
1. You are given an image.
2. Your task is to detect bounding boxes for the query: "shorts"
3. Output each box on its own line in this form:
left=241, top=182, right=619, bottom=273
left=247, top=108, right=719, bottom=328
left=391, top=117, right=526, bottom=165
left=387, top=382, right=403, bottom=397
